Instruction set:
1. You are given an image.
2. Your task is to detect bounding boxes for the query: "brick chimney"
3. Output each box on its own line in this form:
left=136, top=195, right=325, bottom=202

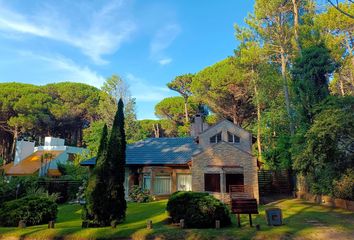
left=191, top=113, right=209, bottom=137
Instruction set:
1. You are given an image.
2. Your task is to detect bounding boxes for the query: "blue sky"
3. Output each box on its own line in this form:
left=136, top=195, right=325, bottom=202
left=0, top=0, right=257, bottom=119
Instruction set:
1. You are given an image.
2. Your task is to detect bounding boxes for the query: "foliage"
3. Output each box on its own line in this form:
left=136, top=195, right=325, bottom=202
left=137, top=119, right=178, bottom=138
left=155, top=96, right=198, bottom=125
left=192, top=57, right=255, bottom=126
left=85, top=124, right=109, bottom=225
left=128, top=185, right=153, bottom=203
left=0, top=176, right=39, bottom=206
left=292, top=43, right=336, bottom=124
left=105, top=98, right=127, bottom=225
left=293, top=97, right=354, bottom=195
left=166, top=191, right=231, bottom=228
left=333, top=169, right=354, bottom=201
left=85, top=99, right=127, bottom=226
left=0, top=195, right=57, bottom=227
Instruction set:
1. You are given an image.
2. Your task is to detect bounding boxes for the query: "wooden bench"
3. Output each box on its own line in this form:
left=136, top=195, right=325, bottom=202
left=231, top=198, right=258, bottom=227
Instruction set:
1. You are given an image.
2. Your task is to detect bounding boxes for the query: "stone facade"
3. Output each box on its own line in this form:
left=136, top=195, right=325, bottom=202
left=124, top=120, right=259, bottom=202
left=191, top=120, right=259, bottom=203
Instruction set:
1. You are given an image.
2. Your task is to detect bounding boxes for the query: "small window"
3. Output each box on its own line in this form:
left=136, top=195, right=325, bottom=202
left=177, top=174, right=192, bottom=191
left=204, top=173, right=220, bottom=192
left=143, top=175, right=151, bottom=190
left=210, top=132, right=222, bottom=143
left=154, top=175, right=171, bottom=195
left=227, top=131, right=240, bottom=143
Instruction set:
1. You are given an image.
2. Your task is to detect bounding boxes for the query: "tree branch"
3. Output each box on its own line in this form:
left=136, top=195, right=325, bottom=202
left=327, top=0, right=354, bottom=19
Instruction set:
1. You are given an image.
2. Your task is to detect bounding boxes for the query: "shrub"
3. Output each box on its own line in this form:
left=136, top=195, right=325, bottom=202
left=166, top=191, right=231, bottom=228
left=333, top=169, right=354, bottom=201
left=0, top=195, right=57, bottom=227
left=129, top=185, right=153, bottom=203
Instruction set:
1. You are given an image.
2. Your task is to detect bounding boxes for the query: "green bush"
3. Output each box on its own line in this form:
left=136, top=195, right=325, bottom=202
left=166, top=191, right=231, bottom=228
left=129, top=185, right=153, bottom=203
left=333, top=169, right=354, bottom=201
left=0, top=195, right=57, bottom=227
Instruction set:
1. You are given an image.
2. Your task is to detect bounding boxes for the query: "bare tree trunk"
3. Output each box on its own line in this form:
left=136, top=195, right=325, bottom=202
left=254, top=83, right=263, bottom=163
left=292, top=0, right=301, bottom=54
left=281, top=47, right=295, bottom=136
left=184, top=99, right=189, bottom=123
left=339, top=72, right=345, bottom=96
left=153, top=124, right=160, bottom=138
left=11, top=127, right=18, bottom=162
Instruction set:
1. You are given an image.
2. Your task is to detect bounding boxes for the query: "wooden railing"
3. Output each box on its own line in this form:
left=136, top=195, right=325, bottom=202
left=229, top=185, right=254, bottom=199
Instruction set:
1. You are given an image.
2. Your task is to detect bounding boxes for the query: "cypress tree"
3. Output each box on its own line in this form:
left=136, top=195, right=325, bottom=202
left=106, top=98, right=127, bottom=225
left=84, top=124, right=110, bottom=225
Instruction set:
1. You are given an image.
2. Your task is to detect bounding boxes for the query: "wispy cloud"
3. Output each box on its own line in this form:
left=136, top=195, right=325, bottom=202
left=0, top=0, right=136, bottom=64
left=150, top=23, right=181, bottom=65
left=158, top=58, right=172, bottom=65
left=125, top=73, right=172, bottom=102
left=18, top=51, right=105, bottom=87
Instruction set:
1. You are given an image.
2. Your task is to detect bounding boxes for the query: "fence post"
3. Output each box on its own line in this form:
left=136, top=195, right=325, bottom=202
left=146, top=220, right=152, bottom=229
left=18, top=220, right=26, bottom=228
left=215, top=220, right=220, bottom=229
left=180, top=219, right=185, bottom=229
left=48, top=220, right=55, bottom=228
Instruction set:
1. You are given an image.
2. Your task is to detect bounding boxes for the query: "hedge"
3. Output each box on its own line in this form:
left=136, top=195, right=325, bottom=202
left=166, top=191, right=231, bottom=228
left=0, top=195, right=57, bottom=227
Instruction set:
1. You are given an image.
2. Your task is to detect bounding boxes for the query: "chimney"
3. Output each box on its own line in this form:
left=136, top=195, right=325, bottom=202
left=191, top=113, right=207, bottom=137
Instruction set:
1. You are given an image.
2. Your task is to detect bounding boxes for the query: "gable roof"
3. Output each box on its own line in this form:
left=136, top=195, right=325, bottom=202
left=80, top=137, right=202, bottom=166
left=199, top=119, right=251, bottom=136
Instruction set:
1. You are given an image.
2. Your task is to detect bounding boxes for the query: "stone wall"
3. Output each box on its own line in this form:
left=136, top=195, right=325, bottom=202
left=191, top=142, right=259, bottom=203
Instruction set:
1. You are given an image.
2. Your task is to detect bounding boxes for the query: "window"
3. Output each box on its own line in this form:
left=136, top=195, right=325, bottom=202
left=154, top=175, right=171, bottom=195
left=227, top=131, right=240, bottom=143
left=210, top=132, right=222, bottom=143
left=143, top=175, right=151, bottom=190
left=226, top=174, right=244, bottom=192
left=177, top=174, right=192, bottom=191
left=204, top=173, right=220, bottom=192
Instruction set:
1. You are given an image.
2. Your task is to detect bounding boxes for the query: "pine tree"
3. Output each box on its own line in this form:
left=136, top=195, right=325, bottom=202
left=106, top=98, right=127, bottom=225
left=84, top=124, right=109, bottom=225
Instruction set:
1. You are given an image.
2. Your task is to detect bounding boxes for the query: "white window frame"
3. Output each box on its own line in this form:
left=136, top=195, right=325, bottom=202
left=177, top=173, right=192, bottom=191
left=154, top=175, right=172, bottom=195
left=227, top=131, right=240, bottom=143
left=143, top=175, right=151, bottom=190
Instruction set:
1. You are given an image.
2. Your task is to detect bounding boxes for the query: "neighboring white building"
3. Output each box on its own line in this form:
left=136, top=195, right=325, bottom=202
left=2, top=137, right=87, bottom=177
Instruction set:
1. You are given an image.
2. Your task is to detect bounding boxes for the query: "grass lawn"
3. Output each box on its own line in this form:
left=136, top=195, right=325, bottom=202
left=0, top=198, right=353, bottom=240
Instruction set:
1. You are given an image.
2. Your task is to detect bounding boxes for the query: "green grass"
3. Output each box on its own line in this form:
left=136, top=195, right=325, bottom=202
left=0, top=198, right=353, bottom=240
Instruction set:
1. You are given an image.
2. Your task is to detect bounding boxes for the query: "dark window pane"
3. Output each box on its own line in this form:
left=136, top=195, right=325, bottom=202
left=227, top=132, right=233, bottom=142
left=217, top=132, right=222, bottom=142
left=234, top=135, right=240, bottom=143
left=226, top=174, right=244, bottom=192
left=204, top=173, right=220, bottom=192
left=210, top=135, right=216, bottom=143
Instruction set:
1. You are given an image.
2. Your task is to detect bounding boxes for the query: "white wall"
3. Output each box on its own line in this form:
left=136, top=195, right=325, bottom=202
left=44, top=137, right=65, bottom=146
left=14, top=140, right=35, bottom=165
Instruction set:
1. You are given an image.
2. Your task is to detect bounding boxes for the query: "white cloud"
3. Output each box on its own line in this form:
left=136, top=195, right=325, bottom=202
left=158, top=58, right=172, bottom=65
left=0, top=0, right=136, bottom=64
left=125, top=73, right=172, bottom=102
left=150, top=23, right=181, bottom=64
left=18, top=51, right=105, bottom=87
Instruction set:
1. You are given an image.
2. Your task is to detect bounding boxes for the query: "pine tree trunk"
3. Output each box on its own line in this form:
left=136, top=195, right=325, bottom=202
left=11, top=127, right=18, bottom=161
left=292, top=0, right=301, bottom=54
left=254, top=84, right=263, bottom=163
left=184, top=98, right=189, bottom=123
left=281, top=47, right=295, bottom=136
left=339, top=72, right=345, bottom=96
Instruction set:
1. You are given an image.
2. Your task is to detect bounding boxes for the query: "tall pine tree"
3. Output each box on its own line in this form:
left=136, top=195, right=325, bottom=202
left=84, top=124, right=109, bottom=225
left=106, top=98, right=127, bottom=225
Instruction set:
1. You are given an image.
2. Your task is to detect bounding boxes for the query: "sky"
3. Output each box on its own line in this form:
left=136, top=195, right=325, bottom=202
left=0, top=0, right=256, bottom=119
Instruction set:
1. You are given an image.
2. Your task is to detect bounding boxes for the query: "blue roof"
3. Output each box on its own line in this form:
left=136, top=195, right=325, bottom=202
left=80, top=137, right=201, bottom=166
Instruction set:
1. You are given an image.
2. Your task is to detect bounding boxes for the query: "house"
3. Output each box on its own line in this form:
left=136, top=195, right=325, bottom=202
left=2, top=137, right=86, bottom=177
left=81, top=116, right=259, bottom=203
